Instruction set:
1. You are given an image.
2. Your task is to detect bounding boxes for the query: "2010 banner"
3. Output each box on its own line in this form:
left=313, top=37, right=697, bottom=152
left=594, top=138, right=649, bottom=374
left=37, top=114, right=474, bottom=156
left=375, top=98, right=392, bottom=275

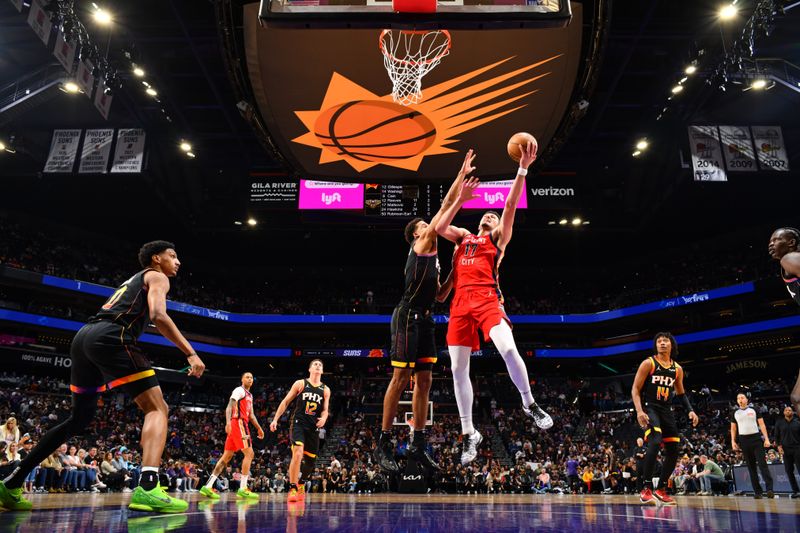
left=78, top=129, right=115, bottom=174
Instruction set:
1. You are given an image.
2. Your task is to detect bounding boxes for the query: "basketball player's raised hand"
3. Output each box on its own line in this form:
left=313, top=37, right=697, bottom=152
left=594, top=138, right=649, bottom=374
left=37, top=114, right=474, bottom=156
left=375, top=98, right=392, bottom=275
left=186, top=354, right=206, bottom=378
left=519, top=141, right=538, bottom=169
left=636, top=410, right=650, bottom=428
left=457, top=177, right=480, bottom=204
left=457, top=149, right=476, bottom=179
left=688, top=411, right=699, bottom=427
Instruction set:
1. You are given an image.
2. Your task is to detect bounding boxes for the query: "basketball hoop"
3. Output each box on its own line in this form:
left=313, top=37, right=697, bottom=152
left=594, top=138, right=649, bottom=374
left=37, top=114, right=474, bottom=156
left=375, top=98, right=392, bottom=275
left=379, top=29, right=451, bottom=106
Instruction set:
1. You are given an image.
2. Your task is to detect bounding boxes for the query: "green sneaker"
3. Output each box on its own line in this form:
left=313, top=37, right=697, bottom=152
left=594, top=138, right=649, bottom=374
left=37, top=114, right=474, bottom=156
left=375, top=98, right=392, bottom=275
left=0, top=481, right=32, bottom=511
left=128, top=484, right=189, bottom=513
left=199, top=485, right=220, bottom=499
left=236, top=487, right=259, bottom=500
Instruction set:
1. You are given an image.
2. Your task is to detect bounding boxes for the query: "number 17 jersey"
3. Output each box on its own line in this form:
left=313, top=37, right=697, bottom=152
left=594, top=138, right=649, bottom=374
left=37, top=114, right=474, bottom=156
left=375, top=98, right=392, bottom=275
left=292, top=379, right=325, bottom=427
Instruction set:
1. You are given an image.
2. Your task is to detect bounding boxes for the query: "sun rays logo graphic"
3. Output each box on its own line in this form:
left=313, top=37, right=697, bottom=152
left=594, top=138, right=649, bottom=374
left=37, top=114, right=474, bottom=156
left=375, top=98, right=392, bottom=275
left=292, top=55, right=562, bottom=172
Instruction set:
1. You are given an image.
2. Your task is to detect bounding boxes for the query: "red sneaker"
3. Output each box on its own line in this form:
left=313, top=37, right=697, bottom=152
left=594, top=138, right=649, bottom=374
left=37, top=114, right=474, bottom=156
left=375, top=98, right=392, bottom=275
left=298, top=485, right=306, bottom=501
left=288, top=487, right=299, bottom=502
left=640, top=488, right=656, bottom=505
left=654, top=489, right=677, bottom=506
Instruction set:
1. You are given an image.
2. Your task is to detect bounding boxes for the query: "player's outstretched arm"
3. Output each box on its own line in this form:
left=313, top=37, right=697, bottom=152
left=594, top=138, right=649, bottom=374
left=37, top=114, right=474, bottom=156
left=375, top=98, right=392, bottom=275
left=631, top=360, right=651, bottom=428
left=269, top=379, right=303, bottom=432
left=781, top=252, right=800, bottom=278
left=495, top=141, right=536, bottom=248
left=317, top=386, right=331, bottom=428
left=424, top=150, right=477, bottom=243
left=145, top=271, right=205, bottom=377
left=435, top=177, right=480, bottom=243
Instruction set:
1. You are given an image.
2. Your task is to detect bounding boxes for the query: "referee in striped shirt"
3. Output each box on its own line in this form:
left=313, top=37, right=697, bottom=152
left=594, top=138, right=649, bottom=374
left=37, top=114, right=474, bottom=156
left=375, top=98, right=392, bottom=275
left=731, top=392, right=774, bottom=498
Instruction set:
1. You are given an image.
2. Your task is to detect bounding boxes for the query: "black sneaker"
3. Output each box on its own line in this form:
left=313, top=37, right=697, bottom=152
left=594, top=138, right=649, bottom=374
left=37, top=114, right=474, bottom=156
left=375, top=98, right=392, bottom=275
left=523, top=401, right=553, bottom=429
left=766, top=491, right=774, bottom=499
left=791, top=492, right=800, bottom=499
left=373, top=441, right=398, bottom=473
left=753, top=493, right=763, bottom=499
left=409, top=444, right=440, bottom=471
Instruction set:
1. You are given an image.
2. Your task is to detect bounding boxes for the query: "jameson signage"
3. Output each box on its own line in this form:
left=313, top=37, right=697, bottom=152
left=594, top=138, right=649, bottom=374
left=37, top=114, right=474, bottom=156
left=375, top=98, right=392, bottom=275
left=725, top=359, right=768, bottom=374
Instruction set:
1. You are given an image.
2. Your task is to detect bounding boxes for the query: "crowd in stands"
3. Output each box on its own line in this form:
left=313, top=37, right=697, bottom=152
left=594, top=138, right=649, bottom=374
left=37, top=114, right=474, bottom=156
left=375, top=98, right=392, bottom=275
left=0, top=214, right=777, bottom=316
left=0, top=364, right=796, bottom=497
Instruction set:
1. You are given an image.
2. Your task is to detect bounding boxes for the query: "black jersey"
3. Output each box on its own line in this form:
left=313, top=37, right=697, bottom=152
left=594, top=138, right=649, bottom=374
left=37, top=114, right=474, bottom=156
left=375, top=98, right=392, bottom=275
left=782, top=268, right=800, bottom=306
left=641, top=356, right=679, bottom=407
left=399, top=243, right=439, bottom=310
left=292, top=379, right=326, bottom=426
left=90, top=269, right=154, bottom=339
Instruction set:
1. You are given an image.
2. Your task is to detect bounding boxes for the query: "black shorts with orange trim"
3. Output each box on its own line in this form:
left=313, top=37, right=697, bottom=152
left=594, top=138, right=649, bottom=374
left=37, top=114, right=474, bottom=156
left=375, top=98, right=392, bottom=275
left=69, top=321, right=159, bottom=398
left=389, top=305, right=437, bottom=372
left=290, top=419, right=320, bottom=459
left=644, top=404, right=680, bottom=444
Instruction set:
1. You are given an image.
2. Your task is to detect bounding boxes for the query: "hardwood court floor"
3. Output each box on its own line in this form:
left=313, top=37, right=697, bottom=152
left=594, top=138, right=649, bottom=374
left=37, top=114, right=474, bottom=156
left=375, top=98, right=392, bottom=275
left=1, top=492, right=799, bottom=532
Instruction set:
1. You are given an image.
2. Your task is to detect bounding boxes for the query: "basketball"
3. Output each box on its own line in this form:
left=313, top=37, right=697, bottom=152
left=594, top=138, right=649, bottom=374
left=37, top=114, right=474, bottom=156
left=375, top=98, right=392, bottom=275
left=313, top=100, right=436, bottom=162
left=507, top=132, right=538, bottom=163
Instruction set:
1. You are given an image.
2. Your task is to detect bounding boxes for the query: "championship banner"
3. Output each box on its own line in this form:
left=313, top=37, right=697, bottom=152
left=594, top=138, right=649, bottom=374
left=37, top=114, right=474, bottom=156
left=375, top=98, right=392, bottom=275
left=94, top=78, right=113, bottom=119
left=43, top=129, right=81, bottom=173
left=53, top=30, right=77, bottom=74
left=110, top=129, right=146, bottom=173
left=78, top=128, right=114, bottom=174
left=688, top=125, right=727, bottom=182
left=752, top=126, right=790, bottom=172
left=9, top=0, right=23, bottom=13
left=76, top=57, right=95, bottom=98
left=27, top=0, right=52, bottom=46
left=718, top=126, right=757, bottom=172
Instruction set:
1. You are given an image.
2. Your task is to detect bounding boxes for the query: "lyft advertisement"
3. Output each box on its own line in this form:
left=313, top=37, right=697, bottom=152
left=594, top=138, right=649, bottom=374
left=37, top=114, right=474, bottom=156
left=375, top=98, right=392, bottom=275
left=461, top=180, right=528, bottom=210
left=298, top=180, right=364, bottom=209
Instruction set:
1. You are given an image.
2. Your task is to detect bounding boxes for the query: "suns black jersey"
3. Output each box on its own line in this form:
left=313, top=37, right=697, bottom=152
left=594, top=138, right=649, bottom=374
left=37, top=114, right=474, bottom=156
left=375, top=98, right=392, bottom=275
left=641, top=356, right=680, bottom=407
left=782, top=268, right=800, bottom=307
left=399, top=243, right=439, bottom=311
left=291, top=379, right=326, bottom=426
left=89, top=269, right=154, bottom=339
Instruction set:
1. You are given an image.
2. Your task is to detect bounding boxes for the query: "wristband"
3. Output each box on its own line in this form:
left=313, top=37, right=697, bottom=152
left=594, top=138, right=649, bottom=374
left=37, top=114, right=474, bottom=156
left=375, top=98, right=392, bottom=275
left=517, top=167, right=528, bottom=176
left=678, top=394, right=693, bottom=413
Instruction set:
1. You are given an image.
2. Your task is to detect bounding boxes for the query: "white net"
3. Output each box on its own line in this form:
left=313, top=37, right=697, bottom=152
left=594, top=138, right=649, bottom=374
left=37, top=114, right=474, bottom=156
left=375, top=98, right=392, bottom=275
left=380, top=30, right=451, bottom=106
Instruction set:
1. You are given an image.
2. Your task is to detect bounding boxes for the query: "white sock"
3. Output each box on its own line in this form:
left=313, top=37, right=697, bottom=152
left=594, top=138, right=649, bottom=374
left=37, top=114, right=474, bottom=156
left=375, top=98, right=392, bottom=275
left=449, top=345, right=475, bottom=435
left=205, top=474, right=218, bottom=488
left=240, top=475, right=248, bottom=490
left=489, top=321, right=534, bottom=407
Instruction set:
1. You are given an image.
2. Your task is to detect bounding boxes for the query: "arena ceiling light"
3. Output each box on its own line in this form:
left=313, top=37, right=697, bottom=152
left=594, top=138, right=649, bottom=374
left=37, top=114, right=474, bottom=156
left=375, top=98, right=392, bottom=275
left=571, top=217, right=582, bottom=226
left=558, top=218, right=568, bottom=225
left=671, top=85, right=684, bottom=94
left=719, top=4, right=738, bottom=20
left=61, top=82, right=80, bottom=93
left=635, top=139, right=648, bottom=150
left=0, top=141, right=5, bottom=152
left=145, top=87, right=157, bottom=97
left=685, top=65, right=697, bottom=75
left=186, top=152, right=196, bottom=158
left=92, top=6, right=112, bottom=25
left=750, top=78, right=768, bottom=90
left=180, top=141, right=192, bottom=152
left=247, top=218, right=258, bottom=226
left=632, top=150, right=641, bottom=157
left=133, top=67, right=145, bottom=77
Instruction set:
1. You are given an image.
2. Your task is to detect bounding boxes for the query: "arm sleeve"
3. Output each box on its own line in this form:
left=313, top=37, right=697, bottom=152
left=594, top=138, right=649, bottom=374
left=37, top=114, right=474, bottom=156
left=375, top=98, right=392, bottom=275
left=230, top=387, right=246, bottom=401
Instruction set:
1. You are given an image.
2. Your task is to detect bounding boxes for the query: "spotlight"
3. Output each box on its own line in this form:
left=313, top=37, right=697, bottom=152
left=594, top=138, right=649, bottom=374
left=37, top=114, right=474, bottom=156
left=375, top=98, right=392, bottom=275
left=0, top=142, right=5, bottom=152
left=571, top=217, right=582, bottom=226
left=685, top=65, right=697, bottom=75
left=180, top=142, right=192, bottom=152
left=632, top=151, right=641, bottom=157
left=582, top=220, right=590, bottom=225
left=671, top=85, right=684, bottom=94
left=133, top=67, right=145, bottom=77
left=247, top=218, right=257, bottom=226
left=679, top=77, right=688, bottom=84
left=93, top=8, right=112, bottom=25
left=186, top=152, right=196, bottom=158
left=719, top=4, right=737, bottom=20
left=547, top=221, right=556, bottom=225
left=750, top=79, right=767, bottom=90
left=636, top=140, right=648, bottom=150
left=234, top=221, right=243, bottom=226
left=142, top=81, right=150, bottom=87
left=145, top=87, right=157, bottom=97
left=559, top=219, right=568, bottom=226
left=62, top=82, right=80, bottom=93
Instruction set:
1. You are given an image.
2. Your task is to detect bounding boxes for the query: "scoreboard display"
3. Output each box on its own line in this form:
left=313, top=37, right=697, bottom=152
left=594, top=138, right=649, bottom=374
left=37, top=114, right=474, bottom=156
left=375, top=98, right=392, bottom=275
left=364, top=184, right=447, bottom=218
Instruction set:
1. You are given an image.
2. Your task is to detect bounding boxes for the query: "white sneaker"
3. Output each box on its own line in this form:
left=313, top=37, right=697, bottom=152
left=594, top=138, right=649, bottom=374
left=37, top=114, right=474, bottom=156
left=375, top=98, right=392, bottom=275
left=460, top=430, right=483, bottom=465
left=123, top=487, right=133, bottom=493
left=91, top=487, right=99, bottom=493
left=94, top=482, right=107, bottom=489
left=523, top=401, right=554, bottom=429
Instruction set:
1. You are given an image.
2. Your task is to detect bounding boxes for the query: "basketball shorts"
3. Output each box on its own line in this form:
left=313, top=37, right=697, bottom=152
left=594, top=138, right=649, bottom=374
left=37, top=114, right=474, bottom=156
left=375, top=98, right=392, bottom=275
left=291, top=419, right=320, bottom=460
left=390, top=305, right=437, bottom=372
left=225, top=418, right=252, bottom=452
left=446, top=287, right=511, bottom=350
left=644, top=404, right=680, bottom=444
left=69, top=321, right=159, bottom=398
